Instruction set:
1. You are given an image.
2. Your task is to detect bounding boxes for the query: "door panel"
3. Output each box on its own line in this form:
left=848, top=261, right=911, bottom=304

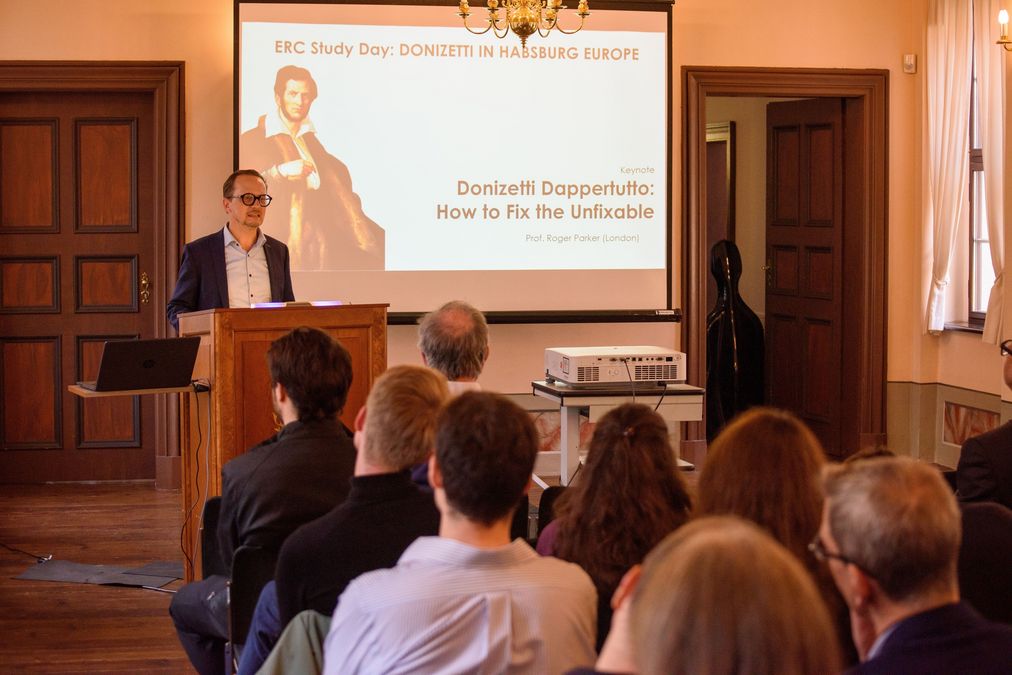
left=0, top=120, right=58, bottom=232
left=0, top=91, right=156, bottom=481
left=766, top=98, right=844, bottom=456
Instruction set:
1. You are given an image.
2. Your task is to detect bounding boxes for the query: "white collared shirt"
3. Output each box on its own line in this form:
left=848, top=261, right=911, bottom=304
left=322, top=537, right=597, bottom=675
left=223, top=226, right=272, bottom=308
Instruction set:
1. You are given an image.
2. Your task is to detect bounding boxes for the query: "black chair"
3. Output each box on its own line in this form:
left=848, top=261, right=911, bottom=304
left=199, top=496, right=278, bottom=673
left=199, top=496, right=225, bottom=578
left=942, top=469, right=958, bottom=492
left=226, top=545, right=278, bottom=670
left=537, top=486, right=567, bottom=538
left=511, top=497, right=531, bottom=544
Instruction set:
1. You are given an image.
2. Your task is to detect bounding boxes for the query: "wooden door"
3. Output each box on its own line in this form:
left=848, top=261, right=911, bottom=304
left=765, top=98, right=845, bottom=456
left=0, top=91, right=158, bottom=481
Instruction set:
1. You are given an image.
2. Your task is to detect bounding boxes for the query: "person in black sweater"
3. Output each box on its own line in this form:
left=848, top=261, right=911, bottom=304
left=170, top=327, right=357, bottom=675
left=237, top=365, right=449, bottom=675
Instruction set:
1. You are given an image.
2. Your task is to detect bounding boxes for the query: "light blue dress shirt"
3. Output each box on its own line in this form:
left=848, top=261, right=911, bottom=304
left=322, top=537, right=597, bottom=675
left=223, top=226, right=272, bottom=308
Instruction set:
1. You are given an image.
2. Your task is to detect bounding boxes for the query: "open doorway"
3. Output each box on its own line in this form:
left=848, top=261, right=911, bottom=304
left=682, top=68, right=888, bottom=460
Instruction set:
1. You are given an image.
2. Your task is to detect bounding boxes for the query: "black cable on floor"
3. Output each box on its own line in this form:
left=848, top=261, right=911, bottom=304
left=1, top=541, right=52, bottom=564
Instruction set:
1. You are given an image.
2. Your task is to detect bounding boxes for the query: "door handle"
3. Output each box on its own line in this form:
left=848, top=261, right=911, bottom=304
left=140, top=271, right=151, bottom=305
left=761, top=260, right=773, bottom=287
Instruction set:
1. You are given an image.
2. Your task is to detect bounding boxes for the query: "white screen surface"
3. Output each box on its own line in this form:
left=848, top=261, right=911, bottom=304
left=237, top=3, right=670, bottom=313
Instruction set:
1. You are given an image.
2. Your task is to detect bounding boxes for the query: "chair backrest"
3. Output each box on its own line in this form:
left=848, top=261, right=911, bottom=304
left=537, top=485, right=567, bottom=537
left=228, top=545, right=279, bottom=647
left=959, top=502, right=1012, bottom=624
left=200, top=496, right=225, bottom=579
left=511, top=497, right=531, bottom=543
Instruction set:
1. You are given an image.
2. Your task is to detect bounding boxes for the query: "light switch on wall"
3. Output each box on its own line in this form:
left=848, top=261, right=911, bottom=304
left=903, top=54, right=917, bottom=74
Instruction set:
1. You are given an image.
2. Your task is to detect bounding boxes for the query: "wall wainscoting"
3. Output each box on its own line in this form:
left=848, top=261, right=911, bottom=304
left=887, top=381, right=1011, bottom=468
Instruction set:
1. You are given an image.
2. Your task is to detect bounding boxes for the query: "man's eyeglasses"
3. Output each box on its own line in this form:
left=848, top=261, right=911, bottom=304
left=808, top=535, right=868, bottom=574
left=1001, top=339, right=1012, bottom=357
left=230, top=193, right=272, bottom=207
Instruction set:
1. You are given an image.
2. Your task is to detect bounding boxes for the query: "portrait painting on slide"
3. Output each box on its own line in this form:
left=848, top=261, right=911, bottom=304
left=240, top=64, right=385, bottom=271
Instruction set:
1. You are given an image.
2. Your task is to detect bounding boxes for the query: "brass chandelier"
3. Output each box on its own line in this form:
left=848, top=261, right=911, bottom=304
left=458, top=0, right=590, bottom=47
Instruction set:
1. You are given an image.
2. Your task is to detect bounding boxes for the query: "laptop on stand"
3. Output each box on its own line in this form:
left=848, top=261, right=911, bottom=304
left=76, top=337, right=201, bottom=392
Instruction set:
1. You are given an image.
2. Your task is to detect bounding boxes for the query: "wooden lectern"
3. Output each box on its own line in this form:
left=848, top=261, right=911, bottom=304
left=177, top=304, right=387, bottom=580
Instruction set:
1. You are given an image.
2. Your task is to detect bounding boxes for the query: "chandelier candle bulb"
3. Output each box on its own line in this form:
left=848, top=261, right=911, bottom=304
left=459, top=0, right=590, bottom=45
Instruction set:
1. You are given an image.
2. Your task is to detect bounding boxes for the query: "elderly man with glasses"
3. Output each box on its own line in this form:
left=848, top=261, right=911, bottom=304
left=817, top=457, right=1012, bottom=674
left=954, top=338, right=1012, bottom=510
left=167, top=169, right=295, bottom=330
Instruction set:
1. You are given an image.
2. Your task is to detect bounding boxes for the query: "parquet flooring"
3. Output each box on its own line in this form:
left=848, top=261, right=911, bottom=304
left=0, top=483, right=189, bottom=673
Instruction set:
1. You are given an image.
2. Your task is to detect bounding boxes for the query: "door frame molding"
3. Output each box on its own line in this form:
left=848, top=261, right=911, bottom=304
left=0, top=61, right=185, bottom=487
left=682, top=66, right=888, bottom=453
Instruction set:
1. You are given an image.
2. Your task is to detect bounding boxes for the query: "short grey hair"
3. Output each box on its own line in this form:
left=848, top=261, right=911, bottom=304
left=822, top=457, right=960, bottom=602
left=417, top=301, right=488, bottom=381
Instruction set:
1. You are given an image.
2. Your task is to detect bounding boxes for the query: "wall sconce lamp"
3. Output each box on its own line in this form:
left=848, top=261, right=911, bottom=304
left=998, top=9, right=1012, bottom=50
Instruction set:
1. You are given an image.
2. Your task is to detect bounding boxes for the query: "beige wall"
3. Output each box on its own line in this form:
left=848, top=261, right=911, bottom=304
left=1, top=0, right=1002, bottom=409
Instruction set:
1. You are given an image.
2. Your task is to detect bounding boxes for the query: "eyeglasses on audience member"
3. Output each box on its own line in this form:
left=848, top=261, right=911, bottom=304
left=808, top=535, right=874, bottom=578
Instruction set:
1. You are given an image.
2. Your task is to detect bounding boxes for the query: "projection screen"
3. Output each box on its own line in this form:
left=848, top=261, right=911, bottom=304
left=236, top=1, right=672, bottom=315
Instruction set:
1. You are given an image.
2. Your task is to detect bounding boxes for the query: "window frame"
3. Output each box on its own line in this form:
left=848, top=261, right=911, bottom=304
left=968, top=35, right=989, bottom=327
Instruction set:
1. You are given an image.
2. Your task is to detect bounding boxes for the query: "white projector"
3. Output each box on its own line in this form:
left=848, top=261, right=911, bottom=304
left=545, top=346, right=686, bottom=387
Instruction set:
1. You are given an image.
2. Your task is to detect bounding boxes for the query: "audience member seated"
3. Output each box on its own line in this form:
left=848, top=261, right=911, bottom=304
left=536, top=403, right=691, bottom=649
left=411, top=300, right=490, bottom=488
left=236, top=365, right=449, bottom=674
left=696, top=406, right=856, bottom=663
left=169, top=327, right=357, bottom=675
left=956, top=343, right=1012, bottom=509
left=322, top=392, right=597, bottom=674
left=958, top=501, right=1012, bottom=624
left=572, top=516, right=841, bottom=675
left=417, top=299, right=489, bottom=395
left=819, top=456, right=1012, bottom=674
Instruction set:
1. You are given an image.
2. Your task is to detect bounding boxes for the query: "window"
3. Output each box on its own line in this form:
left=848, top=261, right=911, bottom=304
left=968, top=25, right=996, bottom=326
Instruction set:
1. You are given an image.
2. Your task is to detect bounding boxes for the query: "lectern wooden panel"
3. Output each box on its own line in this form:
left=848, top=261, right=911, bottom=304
left=177, top=304, right=387, bottom=580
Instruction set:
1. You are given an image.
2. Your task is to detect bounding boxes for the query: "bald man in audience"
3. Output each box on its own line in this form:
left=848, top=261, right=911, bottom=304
left=237, top=366, right=448, bottom=675
left=417, top=300, right=489, bottom=394
left=411, top=300, right=489, bottom=487
left=323, top=392, right=597, bottom=674
left=818, top=457, right=1012, bottom=674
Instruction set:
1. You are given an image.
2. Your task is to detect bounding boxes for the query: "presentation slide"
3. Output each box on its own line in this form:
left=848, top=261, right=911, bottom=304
left=237, top=2, right=670, bottom=313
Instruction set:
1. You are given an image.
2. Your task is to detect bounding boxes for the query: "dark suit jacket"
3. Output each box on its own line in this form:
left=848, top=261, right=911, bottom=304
left=217, top=418, right=356, bottom=571
left=847, top=602, right=1012, bottom=675
left=166, top=227, right=295, bottom=330
left=959, top=501, right=1012, bottom=624
left=957, top=420, right=1012, bottom=511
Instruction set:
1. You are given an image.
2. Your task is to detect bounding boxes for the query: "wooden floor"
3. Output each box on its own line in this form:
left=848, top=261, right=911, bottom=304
left=0, top=482, right=190, bottom=673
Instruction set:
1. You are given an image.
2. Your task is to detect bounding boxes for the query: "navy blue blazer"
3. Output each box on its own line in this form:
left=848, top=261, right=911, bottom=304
left=957, top=420, right=1012, bottom=511
left=848, top=602, right=1012, bottom=675
left=166, top=227, right=295, bottom=330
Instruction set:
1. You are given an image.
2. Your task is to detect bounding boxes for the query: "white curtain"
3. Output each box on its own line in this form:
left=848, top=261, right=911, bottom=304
left=974, top=0, right=1006, bottom=343
left=926, top=0, right=973, bottom=333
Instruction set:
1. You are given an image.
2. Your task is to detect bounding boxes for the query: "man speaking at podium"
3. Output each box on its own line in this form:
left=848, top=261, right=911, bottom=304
left=166, top=169, right=295, bottom=330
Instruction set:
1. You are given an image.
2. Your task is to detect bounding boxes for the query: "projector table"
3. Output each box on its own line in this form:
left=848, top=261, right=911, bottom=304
left=531, top=380, right=704, bottom=486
